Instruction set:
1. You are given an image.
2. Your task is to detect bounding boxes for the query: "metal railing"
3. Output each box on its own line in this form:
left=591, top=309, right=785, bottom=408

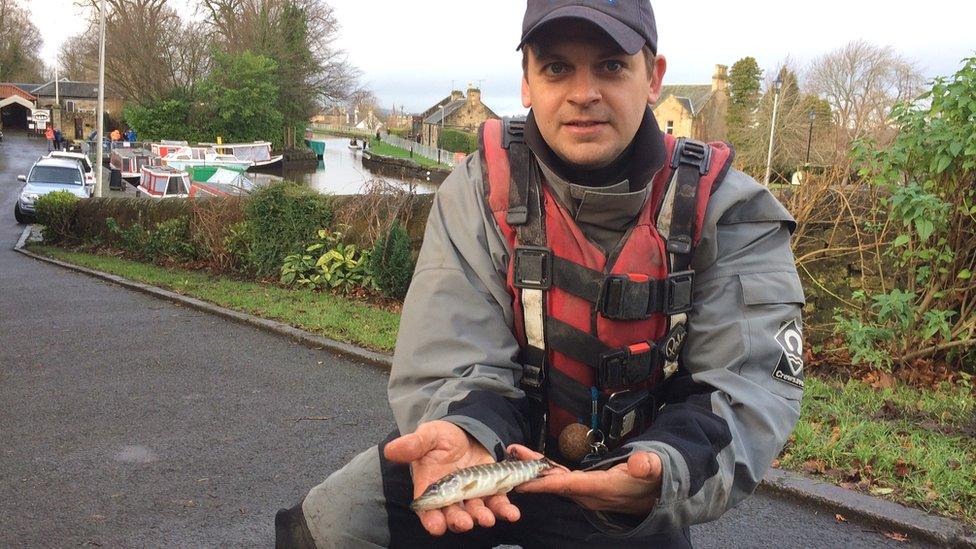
left=379, top=134, right=458, bottom=168
left=309, top=123, right=459, bottom=168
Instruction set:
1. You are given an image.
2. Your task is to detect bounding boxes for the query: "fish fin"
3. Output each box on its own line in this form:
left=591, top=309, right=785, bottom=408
left=462, top=479, right=480, bottom=493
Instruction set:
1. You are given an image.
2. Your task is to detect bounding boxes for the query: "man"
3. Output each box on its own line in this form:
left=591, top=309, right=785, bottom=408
left=277, top=1, right=804, bottom=547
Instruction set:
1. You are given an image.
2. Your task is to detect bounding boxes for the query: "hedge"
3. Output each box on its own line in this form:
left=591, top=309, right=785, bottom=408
left=438, top=129, right=478, bottom=154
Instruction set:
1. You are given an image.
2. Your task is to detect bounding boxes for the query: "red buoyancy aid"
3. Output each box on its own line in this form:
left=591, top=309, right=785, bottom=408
left=479, top=118, right=734, bottom=458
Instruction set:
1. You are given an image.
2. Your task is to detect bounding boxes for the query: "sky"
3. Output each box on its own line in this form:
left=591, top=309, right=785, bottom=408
left=29, top=0, right=976, bottom=116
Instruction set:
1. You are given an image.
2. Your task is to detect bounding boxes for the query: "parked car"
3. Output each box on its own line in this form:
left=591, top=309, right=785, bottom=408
left=45, top=151, right=96, bottom=195
left=14, top=158, right=90, bottom=224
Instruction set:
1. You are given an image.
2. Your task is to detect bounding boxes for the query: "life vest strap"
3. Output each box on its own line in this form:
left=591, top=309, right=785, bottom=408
left=546, top=318, right=664, bottom=391
left=549, top=256, right=694, bottom=319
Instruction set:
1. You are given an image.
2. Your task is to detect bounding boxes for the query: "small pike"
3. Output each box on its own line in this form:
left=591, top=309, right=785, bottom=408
left=410, top=458, right=555, bottom=512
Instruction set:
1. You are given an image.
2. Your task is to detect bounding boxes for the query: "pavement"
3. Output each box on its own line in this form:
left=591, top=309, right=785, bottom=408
left=0, top=130, right=964, bottom=547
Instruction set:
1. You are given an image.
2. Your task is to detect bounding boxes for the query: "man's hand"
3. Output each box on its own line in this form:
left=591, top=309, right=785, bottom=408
left=510, top=444, right=663, bottom=516
left=383, top=420, right=521, bottom=536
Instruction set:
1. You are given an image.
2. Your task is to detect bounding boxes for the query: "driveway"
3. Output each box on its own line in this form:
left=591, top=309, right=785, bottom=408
left=0, top=132, right=931, bottom=547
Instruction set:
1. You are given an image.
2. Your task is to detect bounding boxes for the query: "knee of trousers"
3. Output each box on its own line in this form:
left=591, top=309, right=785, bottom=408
left=302, top=447, right=390, bottom=548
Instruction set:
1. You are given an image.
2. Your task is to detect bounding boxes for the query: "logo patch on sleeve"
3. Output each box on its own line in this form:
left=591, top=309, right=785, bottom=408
left=772, top=319, right=804, bottom=389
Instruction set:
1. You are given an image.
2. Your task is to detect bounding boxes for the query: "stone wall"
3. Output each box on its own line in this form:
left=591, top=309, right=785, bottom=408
left=654, top=95, right=696, bottom=138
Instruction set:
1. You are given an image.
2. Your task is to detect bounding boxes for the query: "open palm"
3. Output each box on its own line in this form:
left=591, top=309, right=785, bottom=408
left=384, top=420, right=522, bottom=536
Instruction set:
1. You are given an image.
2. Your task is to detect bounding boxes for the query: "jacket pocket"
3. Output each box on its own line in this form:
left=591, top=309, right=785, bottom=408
left=739, top=271, right=805, bottom=306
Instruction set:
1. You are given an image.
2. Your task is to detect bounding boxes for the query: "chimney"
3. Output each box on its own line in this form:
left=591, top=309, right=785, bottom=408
left=712, top=64, right=728, bottom=92
left=467, top=83, right=481, bottom=106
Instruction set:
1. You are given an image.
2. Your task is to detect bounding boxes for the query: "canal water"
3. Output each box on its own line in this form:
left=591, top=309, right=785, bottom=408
left=252, top=137, right=439, bottom=195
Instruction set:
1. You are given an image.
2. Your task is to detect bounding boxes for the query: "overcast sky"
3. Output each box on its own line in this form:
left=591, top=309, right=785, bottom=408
left=30, top=0, right=976, bottom=116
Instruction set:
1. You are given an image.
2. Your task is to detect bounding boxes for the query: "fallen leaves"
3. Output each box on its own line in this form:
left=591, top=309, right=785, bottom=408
left=802, top=459, right=827, bottom=475
left=882, top=531, right=909, bottom=542
left=870, top=487, right=894, bottom=496
left=863, top=370, right=897, bottom=390
left=835, top=514, right=847, bottom=523
left=893, top=459, right=912, bottom=478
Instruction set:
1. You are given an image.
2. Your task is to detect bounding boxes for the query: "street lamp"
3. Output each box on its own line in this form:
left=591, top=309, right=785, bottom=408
left=763, top=74, right=784, bottom=186
left=94, top=0, right=106, bottom=197
left=805, top=109, right=816, bottom=165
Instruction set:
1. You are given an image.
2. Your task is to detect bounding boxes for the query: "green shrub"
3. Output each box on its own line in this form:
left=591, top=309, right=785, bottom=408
left=281, top=229, right=376, bottom=294
left=34, top=191, right=80, bottom=244
left=75, top=198, right=189, bottom=245
left=438, top=129, right=478, bottom=154
left=106, top=216, right=198, bottom=263
left=223, top=221, right=252, bottom=272
left=370, top=221, right=415, bottom=300
left=245, top=182, right=334, bottom=276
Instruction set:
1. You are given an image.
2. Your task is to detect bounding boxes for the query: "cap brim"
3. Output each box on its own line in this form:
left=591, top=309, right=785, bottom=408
left=517, top=5, right=646, bottom=55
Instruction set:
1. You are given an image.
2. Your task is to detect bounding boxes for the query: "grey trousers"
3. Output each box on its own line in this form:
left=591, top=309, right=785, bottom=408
left=296, top=433, right=692, bottom=549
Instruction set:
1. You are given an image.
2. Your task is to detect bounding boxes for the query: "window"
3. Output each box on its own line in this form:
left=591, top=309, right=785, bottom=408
left=65, top=100, right=75, bottom=112
left=666, top=121, right=674, bottom=135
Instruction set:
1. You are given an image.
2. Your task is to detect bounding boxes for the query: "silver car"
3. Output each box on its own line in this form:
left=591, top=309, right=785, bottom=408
left=15, top=157, right=91, bottom=224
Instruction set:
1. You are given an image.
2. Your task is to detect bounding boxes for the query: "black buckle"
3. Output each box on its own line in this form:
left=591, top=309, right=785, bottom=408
left=669, top=139, right=711, bottom=175
left=513, top=246, right=552, bottom=290
left=521, top=363, right=545, bottom=390
left=665, top=270, right=694, bottom=315
left=601, top=390, right=653, bottom=441
left=502, top=117, right=527, bottom=149
left=598, top=343, right=655, bottom=389
left=598, top=275, right=652, bottom=320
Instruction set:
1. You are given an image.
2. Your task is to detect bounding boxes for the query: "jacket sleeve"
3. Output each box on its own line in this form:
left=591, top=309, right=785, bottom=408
left=387, top=154, right=530, bottom=460
left=586, top=169, right=806, bottom=535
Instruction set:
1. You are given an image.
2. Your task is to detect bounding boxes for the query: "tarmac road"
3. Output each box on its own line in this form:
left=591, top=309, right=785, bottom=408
left=0, top=132, right=934, bottom=547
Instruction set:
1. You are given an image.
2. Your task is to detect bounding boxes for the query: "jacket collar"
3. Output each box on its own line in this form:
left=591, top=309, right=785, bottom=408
left=524, top=105, right=667, bottom=192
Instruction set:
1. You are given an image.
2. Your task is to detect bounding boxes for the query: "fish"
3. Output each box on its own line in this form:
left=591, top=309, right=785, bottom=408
left=410, top=457, right=556, bottom=512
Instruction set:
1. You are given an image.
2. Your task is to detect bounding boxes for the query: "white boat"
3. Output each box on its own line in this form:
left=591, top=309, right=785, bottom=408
left=161, top=146, right=252, bottom=172
left=201, top=141, right=283, bottom=169
left=110, top=147, right=156, bottom=180
left=150, top=140, right=189, bottom=158
left=136, top=165, right=191, bottom=198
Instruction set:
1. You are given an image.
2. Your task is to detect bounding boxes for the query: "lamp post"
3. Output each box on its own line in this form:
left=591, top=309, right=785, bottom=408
left=763, top=74, right=783, bottom=186
left=94, top=0, right=106, bottom=197
left=805, top=109, right=816, bottom=165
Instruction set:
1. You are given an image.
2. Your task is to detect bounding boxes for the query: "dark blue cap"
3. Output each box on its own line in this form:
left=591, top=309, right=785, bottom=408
left=518, top=0, right=658, bottom=55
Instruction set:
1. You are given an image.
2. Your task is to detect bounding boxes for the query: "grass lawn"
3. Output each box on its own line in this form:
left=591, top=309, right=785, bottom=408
left=364, top=138, right=450, bottom=170
left=29, top=246, right=399, bottom=353
left=783, top=375, right=975, bottom=526
left=26, top=244, right=976, bottom=526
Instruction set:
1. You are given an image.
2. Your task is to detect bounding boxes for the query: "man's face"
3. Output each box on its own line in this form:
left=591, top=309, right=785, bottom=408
left=521, top=21, right=666, bottom=169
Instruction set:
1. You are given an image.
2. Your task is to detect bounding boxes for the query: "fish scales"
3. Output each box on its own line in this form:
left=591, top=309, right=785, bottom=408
left=410, top=458, right=554, bottom=512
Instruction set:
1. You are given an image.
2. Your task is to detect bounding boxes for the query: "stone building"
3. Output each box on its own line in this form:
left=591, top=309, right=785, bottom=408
left=417, top=86, right=499, bottom=148
left=32, top=80, right=123, bottom=140
left=653, top=64, right=729, bottom=142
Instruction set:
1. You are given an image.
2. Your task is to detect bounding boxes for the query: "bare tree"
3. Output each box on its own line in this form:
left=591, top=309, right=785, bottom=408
left=806, top=40, right=924, bottom=158
left=0, top=0, right=46, bottom=82
left=199, top=0, right=359, bottom=123
left=70, top=0, right=211, bottom=103
left=732, top=59, right=833, bottom=179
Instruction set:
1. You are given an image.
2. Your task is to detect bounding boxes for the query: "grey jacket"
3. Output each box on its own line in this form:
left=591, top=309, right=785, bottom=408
left=387, top=150, right=805, bottom=536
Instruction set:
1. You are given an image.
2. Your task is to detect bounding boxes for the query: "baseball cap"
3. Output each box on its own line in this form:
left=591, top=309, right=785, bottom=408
left=518, top=0, right=658, bottom=56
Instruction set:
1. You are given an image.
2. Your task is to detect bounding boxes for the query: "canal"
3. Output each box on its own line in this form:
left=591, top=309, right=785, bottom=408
left=255, top=137, right=440, bottom=195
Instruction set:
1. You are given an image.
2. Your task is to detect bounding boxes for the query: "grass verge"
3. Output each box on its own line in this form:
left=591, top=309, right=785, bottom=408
left=782, top=375, right=975, bottom=526
left=365, top=138, right=450, bottom=170
left=28, top=245, right=399, bottom=353
left=25, top=245, right=976, bottom=526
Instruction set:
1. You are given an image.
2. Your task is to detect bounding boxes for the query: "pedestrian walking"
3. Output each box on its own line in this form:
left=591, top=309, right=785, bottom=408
left=44, top=125, right=54, bottom=151
left=277, top=1, right=805, bottom=547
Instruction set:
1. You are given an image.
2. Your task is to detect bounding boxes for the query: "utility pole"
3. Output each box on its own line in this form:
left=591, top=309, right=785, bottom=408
left=94, top=0, right=107, bottom=197
left=763, top=75, right=783, bottom=187
left=805, top=109, right=815, bottom=165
